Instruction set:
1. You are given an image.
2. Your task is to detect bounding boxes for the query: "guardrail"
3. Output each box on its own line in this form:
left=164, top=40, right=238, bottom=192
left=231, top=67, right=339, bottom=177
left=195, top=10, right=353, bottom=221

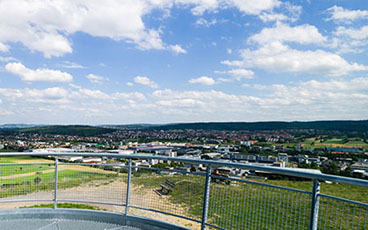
left=0, top=152, right=367, bottom=230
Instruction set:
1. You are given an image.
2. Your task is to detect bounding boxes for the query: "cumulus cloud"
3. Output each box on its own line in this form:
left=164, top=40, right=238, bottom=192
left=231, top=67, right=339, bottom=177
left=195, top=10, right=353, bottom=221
left=227, top=0, right=281, bottom=15
left=248, top=23, right=327, bottom=45
left=227, top=68, right=254, bottom=80
left=259, top=2, right=301, bottom=23
left=150, top=77, right=368, bottom=120
left=59, top=61, right=86, bottom=69
left=327, top=26, right=368, bottom=54
left=326, top=6, right=368, bottom=23
left=0, top=0, right=283, bottom=57
left=0, top=42, right=9, bottom=52
left=334, top=26, right=368, bottom=40
left=134, top=76, right=159, bottom=88
left=5, top=62, right=73, bottom=82
left=86, top=74, right=106, bottom=84
left=223, top=42, right=368, bottom=76
left=189, top=76, right=216, bottom=85
left=216, top=68, right=254, bottom=82
left=259, top=13, right=288, bottom=23
left=169, top=44, right=187, bottom=54
left=0, top=56, right=17, bottom=62
left=195, top=18, right=217, bottom=27
left=0, top=87, right=70, bottom=104
left=0, top=0, right=185, bottom=57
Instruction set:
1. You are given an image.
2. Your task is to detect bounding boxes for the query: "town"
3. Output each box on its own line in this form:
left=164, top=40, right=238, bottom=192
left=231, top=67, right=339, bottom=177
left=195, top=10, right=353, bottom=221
left=1, top=124, right=367, bottom=180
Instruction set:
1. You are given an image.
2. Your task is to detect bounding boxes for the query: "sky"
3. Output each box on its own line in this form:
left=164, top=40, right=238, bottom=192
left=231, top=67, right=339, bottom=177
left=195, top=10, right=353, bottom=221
left=0, top=0, right=367, bottom=124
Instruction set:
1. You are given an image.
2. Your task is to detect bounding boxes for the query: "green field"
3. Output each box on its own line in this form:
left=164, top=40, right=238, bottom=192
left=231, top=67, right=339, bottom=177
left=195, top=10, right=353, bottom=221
left=0, top=156, right=118, bottom=198
left=21, top=203, right=106, bottom=210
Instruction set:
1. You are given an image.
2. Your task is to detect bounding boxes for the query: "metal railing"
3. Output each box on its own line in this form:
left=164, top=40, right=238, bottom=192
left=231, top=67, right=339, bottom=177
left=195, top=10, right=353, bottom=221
left=0, top=152, right=367, bottom=230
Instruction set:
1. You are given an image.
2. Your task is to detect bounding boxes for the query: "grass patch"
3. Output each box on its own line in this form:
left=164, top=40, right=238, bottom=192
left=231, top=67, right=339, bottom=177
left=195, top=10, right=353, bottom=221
left=20, top=202, right=106, bottom=210
left=0, top=164, right=54, bottom=177
left=0, top=169, right=118, bottom=198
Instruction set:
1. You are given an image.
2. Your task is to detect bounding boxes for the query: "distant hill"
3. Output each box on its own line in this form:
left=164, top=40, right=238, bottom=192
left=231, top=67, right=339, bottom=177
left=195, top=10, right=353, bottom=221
left=101, top=124, right=161, bottom=129
left=13, top=125, right=116, bottom=136
left=147, top=120, right=368, bottom=132
left=0, top=124, right=42, bottom=129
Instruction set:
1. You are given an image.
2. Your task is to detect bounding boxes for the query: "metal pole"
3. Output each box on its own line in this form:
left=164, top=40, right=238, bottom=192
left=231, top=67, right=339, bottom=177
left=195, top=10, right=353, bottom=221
left=309, top=179, right=320, bottom=230
left=53, top=156, right=59, bottom=209
left=201, top=165, right=211, bottom=230
left=125, top=159, right=132, bottom=215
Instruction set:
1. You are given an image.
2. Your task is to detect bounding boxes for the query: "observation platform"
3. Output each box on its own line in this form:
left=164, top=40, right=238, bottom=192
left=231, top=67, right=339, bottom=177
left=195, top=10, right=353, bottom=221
left=0, top=152, right=366, bottom=230
left=0, top=209, right=188, bottom=230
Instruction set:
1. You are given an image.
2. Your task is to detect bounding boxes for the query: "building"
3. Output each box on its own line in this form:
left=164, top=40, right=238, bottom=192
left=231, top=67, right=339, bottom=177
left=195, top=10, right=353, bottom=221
left=278, top=153, right=288, bottom=164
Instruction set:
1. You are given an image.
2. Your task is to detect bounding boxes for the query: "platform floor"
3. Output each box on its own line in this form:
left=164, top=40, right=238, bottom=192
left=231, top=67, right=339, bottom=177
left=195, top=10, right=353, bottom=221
left=0, top=218, right=141, bottom=230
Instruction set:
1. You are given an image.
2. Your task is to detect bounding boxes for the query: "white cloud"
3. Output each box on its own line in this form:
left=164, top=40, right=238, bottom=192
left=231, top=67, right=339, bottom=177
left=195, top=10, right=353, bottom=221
left=134, top=76, right=159, bottom=88
left=259, top=2, right=301, bottom=23
left=227, top=0, right=281, bottom=15
left=0, top=0, right=285, bottom=57
left=5, top=62, right=73, bottom=82
left=86, top=74, right=106, bottom=84
left=249, top=23, right=327, bottom=45
left=126, top=82, right=134, bottom=87
left=75, top=88, right=110, bottom=100
left=189, top=76, right=216, bottom=85
left=227, top=68, right=254, bottom=80
left=169, top=44, right=187, bottom=54
left=326, top=6, right=368, bottom=23
left=0, top=87, right=70, bottom=104
left=225, top=42, right=368, bottom=76
left=196, top=18, right=217, bottom=27
left=0, top=42, right=9, bottom=52
left=113, top=92, right=146, bottom=101
left=328, top=26, right=368, bottom=54
left=334, top=26, right=368, bottom=40
left=0, top=56, right=17, bottom=62
left=259, top=13, right=288, bottom=23
left=59, top=61, right=86, bottom=69
left=216, top=68, right=254, bottom=82
left=0, top=0, right=183, bottom=57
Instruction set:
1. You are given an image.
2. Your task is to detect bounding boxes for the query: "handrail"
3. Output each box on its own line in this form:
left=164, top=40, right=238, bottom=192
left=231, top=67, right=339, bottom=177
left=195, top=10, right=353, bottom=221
left=0, top=152, right=367, bottom=187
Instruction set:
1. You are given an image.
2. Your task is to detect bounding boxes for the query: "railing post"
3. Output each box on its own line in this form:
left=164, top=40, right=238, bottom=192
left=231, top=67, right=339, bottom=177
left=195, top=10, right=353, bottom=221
left=125, top=159, right=132, bottom=215
left=53, top=156, right=59, bottom=209
left=309, top=179, right=320, bottom=230
left=201, top=165, right=211, bottom=230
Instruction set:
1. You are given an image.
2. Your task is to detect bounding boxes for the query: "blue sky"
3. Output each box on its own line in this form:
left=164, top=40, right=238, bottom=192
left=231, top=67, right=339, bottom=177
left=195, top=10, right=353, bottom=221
left=0, top=0, right=367, bottom=124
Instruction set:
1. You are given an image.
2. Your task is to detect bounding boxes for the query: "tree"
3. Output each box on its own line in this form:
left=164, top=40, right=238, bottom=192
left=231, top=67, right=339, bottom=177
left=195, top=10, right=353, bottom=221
left=34, top=177, right=41, bottom=184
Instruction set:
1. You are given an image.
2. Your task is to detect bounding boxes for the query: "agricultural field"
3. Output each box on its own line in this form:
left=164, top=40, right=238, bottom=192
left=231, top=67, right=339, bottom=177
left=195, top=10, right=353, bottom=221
left=282, top=137, right=368, bottom=150
left=0, top=156, right=118, bottom=199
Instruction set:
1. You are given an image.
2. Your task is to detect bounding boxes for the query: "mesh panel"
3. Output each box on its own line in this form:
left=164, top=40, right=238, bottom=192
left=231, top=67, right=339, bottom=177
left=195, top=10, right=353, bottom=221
left=0, top=163, right=55, bottom=205
left=207, top=178, right=311, bottom=230
left=57, top=163, right=126, bottom=206
left=130, top=167, right=204, bottom=222
left=318, top=195, right=368, bottom=230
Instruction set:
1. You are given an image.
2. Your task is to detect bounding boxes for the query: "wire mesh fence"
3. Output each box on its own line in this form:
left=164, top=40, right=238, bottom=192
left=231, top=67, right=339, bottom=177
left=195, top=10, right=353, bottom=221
left=129, top=166, right=205, bottom=223
left=57, top=163, right=127, bottom=206
left=207, top=176, right=312, bottom=230
left=0, top=154, right=367, bottom=230
left=0, top=163, right=55, bottom=206
left=318, top=194, right=368, bottom=230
